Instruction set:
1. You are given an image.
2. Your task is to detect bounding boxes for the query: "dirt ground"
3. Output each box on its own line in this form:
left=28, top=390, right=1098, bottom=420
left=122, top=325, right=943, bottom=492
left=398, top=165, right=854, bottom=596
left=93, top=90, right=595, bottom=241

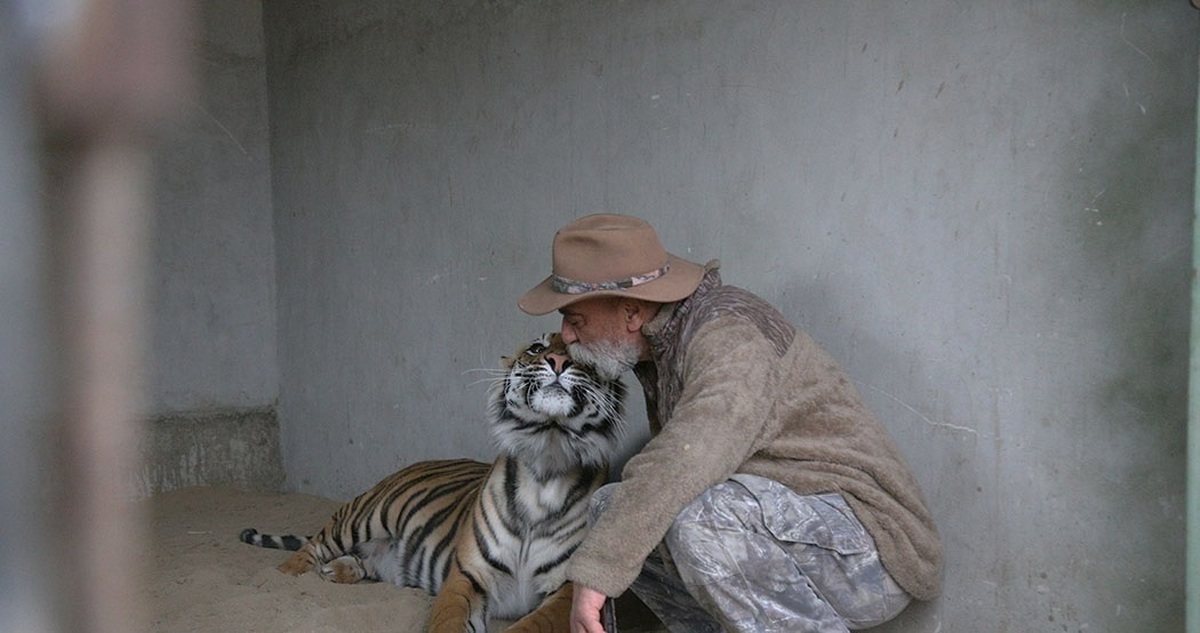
left=143, top=486, right=663, bottom=633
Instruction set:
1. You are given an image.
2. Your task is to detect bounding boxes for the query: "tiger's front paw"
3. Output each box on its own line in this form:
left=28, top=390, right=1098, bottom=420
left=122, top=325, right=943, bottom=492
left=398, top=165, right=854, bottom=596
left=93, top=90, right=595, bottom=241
left=319, top=555, right=367, bottom=583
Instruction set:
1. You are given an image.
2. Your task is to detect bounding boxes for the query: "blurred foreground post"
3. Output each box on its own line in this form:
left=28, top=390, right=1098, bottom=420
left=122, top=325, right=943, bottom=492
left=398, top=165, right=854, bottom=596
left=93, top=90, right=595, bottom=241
left=35, top=1, right=193, bottom=632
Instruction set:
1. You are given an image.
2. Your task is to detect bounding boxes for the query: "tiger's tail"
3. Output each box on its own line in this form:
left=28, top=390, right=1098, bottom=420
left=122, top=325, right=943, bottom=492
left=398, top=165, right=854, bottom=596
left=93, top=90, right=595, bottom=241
left=239, top=528, right=308, bottom=551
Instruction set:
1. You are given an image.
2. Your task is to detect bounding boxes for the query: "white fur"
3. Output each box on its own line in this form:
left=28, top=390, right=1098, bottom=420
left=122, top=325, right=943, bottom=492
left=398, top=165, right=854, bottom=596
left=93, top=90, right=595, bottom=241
left=488, top=335, right=626, bottom=477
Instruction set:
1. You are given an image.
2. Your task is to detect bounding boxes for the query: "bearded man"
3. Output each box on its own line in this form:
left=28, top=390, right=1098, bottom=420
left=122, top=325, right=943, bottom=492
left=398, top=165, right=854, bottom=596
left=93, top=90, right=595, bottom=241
left=518, top=214, right=942, bottom=633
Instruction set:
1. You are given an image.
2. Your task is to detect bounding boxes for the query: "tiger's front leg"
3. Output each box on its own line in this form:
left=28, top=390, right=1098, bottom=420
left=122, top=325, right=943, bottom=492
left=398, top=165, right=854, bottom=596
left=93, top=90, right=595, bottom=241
left=503, top=582, right=573, bottom=633
left=428, top=563, right=488, bottom=633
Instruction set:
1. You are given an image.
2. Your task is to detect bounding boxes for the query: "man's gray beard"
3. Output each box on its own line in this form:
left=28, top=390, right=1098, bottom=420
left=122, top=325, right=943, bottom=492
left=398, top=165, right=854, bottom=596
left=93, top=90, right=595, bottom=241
left=568, top=340, right=640, bottom=381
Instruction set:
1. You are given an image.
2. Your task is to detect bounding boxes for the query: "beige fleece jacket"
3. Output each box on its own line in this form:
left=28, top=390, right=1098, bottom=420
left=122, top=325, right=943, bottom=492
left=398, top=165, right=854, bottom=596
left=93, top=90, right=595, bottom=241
left=565, top=266, right=943, bottom=601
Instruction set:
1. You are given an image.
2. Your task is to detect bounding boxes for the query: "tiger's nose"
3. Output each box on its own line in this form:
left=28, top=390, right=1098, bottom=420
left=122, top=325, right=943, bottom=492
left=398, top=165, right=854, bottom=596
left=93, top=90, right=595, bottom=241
left=545, top=351, right=572, bottom=375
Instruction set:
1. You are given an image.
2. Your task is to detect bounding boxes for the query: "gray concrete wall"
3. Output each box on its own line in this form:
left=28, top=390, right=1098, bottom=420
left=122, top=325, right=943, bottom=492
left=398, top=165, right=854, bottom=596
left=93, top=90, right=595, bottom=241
left=134, top=408, right=284, bottom=495
left=263, top=1, right=1194, bottom=630
left=150, top=0, right=276, bottom=414
left=143, top=0, right=281, bottom=495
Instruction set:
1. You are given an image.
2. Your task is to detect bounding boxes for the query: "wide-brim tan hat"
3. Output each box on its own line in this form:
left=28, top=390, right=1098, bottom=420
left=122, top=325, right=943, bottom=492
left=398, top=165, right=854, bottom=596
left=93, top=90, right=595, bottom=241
left=518, top=214, right=706, bottom=315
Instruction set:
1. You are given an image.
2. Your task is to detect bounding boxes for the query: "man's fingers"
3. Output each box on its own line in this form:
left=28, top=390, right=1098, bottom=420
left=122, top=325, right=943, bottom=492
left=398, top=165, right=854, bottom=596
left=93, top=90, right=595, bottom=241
left=570, top=585, right=609, bottom=633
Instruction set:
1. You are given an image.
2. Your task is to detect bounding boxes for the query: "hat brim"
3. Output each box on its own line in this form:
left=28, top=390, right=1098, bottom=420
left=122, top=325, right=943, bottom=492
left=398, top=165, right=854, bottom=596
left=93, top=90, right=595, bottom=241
left=518, top=254, right=706, bottom=315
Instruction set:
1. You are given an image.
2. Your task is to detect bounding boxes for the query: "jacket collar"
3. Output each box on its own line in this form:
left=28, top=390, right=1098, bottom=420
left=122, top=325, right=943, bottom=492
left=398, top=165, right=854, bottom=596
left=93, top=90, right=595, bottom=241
left=642, top=260, right=722, bottom=356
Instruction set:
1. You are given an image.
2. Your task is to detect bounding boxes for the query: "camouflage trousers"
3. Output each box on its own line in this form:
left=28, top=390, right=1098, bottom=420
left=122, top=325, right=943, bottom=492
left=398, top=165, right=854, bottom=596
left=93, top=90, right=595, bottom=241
left=592, top=474, right=911, bottom=632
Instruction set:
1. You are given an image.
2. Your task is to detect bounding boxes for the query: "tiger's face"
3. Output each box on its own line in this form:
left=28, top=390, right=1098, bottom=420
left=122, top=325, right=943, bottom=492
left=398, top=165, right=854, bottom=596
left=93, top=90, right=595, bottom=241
left=489, top=333, right=627, bottom=474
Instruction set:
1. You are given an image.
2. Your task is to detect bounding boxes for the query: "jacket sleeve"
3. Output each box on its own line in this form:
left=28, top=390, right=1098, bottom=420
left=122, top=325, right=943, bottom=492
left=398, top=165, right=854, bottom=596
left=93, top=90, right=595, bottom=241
left=565, top=317, right=784, bottom=596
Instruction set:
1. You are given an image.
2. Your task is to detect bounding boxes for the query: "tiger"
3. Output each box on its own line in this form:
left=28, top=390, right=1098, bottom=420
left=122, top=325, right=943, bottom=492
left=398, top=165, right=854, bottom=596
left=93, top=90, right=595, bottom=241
left=239, top=332, right=627, bottom=633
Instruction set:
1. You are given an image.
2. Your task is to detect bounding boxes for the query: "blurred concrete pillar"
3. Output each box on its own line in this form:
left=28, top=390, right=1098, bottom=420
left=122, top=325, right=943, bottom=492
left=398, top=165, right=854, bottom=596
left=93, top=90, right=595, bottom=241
left=25, top=1, right=193, bottom=632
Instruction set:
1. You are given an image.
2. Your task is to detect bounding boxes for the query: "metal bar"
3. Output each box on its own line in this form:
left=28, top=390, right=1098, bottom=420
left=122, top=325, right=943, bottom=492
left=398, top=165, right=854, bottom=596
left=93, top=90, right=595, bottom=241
left=0, top=4, right=53, bottom=631
left=1188, top=41, right=1200, bottom=633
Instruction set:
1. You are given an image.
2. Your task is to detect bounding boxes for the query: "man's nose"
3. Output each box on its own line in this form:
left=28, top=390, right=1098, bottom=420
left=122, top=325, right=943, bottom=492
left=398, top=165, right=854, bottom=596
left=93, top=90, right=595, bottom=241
left=560, top=322, right=578, bottom=345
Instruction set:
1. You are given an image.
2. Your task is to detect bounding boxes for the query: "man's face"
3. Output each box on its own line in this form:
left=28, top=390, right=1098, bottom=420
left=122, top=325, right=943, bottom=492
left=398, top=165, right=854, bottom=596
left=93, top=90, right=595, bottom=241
left=558, top=297, right=643, bottom=380
left=558, top=297, right=627, bottom=347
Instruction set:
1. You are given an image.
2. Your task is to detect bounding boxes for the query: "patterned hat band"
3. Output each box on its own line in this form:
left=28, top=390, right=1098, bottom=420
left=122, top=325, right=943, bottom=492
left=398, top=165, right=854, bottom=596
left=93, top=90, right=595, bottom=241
left=550, top=262, right=671, bottom=295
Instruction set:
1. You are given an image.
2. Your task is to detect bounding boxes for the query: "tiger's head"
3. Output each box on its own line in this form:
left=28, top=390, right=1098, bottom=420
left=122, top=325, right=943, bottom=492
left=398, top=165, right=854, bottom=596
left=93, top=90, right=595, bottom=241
left=488, top=333, right=627, bottom=475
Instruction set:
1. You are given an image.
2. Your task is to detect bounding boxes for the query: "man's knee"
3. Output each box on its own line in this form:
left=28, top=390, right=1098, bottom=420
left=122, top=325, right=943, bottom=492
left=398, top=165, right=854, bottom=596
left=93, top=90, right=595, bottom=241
left=663, top=481, right=758, bottom=571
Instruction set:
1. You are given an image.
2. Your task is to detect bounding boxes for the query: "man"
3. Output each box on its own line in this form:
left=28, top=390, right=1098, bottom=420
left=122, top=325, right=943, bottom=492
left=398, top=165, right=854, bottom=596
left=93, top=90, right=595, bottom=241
left=518, top=214, right=942, bottom=633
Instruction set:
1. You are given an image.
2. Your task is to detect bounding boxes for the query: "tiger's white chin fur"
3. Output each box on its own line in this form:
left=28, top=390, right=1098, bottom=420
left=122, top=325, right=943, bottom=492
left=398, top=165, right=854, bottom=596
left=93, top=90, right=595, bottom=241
left=527, top=385, right=576, bottom=418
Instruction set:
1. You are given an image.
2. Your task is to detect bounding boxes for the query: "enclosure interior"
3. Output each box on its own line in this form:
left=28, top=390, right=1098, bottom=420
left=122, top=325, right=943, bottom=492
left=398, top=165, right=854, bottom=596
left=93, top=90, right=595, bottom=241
left=136, top=2, right=1197, bottom=631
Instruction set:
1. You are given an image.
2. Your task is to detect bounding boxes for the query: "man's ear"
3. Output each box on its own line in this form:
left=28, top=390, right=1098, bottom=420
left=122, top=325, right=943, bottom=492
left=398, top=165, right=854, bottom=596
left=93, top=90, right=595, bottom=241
left=621, top=300, right=654, bottom=333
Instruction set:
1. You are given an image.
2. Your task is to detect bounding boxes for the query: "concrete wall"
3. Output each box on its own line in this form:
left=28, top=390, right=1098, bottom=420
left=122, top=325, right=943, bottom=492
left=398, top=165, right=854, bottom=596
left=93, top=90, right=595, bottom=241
left=143, top=0, right=281, bottom=494
left=151, top=0, right=276, bottom=413
left=262, top=1, right=1194, bottom=630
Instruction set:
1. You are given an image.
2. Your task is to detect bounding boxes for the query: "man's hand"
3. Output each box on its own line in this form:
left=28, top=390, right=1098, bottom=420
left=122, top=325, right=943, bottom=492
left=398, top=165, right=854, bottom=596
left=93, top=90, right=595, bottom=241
left=570, top=584, right=609, bottom=633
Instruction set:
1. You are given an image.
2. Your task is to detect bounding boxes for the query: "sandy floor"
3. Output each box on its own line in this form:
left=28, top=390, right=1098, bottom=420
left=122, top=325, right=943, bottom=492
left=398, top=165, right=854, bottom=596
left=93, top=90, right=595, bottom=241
left=144, top=486, right=435, bottom=633
left=144, top=486, right=664, bottom=633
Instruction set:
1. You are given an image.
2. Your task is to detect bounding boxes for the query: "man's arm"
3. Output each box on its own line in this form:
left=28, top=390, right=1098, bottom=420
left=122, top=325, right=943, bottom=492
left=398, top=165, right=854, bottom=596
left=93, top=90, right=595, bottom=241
left=567, top=318, right=782, bottom=595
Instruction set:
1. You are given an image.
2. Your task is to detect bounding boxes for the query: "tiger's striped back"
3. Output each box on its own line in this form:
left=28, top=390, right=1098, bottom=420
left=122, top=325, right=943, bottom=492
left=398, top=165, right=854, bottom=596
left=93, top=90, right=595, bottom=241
left=267, top=459, right=491, bottom=591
